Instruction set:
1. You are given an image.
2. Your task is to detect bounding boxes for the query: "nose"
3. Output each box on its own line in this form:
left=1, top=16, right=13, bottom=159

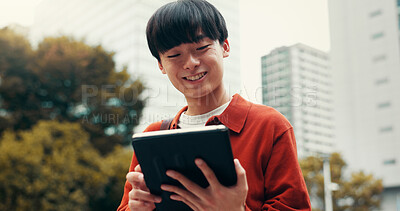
left=183, top=54, right=200, bottom=71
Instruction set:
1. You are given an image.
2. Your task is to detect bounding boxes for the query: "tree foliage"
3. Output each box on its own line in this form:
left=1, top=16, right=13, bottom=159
left=300, top=153, right=383, bottom=211
left=0, top=120, right=132, bottom=211
left=0, top=27, right=145, bottom=154
left=0, top=27, right=35, bottom=131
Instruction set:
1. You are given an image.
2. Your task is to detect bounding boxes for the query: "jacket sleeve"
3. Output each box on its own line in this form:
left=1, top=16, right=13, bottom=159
left=262, top=127, right=311, bottom=211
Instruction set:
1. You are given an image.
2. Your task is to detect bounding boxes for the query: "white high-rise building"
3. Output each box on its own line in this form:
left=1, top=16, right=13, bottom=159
left=328, top=0, right=400, bottom=210
left=261, top=43, right=334, bottom=158
left=31, top=0, right=241, bottom=132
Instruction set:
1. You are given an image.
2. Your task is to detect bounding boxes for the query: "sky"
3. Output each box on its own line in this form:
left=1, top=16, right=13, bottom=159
left=239, top=0, right=331, bottom=102
left=0, top=0, right=331, bottom=103
left=0, top=0, right=42, bottom=27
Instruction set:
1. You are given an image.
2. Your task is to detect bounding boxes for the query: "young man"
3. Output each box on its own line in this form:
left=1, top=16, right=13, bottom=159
left=118, top=0, right=311, bottom=210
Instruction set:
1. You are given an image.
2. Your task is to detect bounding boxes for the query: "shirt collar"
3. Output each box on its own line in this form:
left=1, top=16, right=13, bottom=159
left=170, top=94, right=252, bottom=133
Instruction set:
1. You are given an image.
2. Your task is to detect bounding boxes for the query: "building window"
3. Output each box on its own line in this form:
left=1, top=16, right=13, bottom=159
left=377, top=101, right=391, bottom=109
left=375, top=78, right=389, bottom=85
left=383, top=159, right=396, bottom=165
left=380, top=126, right=393, bottom=133
left=369, top=9, right=382, bottom=18
left=398, top=0, right=400, bottom=28
left=372, top=54, right=386, bottom=62
left=371, top=32, right=384, bottom=40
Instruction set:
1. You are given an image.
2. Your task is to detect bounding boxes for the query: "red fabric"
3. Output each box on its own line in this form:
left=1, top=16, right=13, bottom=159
left=117, top=94, right=311, bottom=211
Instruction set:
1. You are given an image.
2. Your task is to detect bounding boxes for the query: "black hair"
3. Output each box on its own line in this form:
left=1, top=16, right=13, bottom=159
left=146, top=0, right=228, bottom=61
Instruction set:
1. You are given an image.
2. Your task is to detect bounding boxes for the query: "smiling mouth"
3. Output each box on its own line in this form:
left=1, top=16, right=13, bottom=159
left=184, top=72, right=207, bottom=81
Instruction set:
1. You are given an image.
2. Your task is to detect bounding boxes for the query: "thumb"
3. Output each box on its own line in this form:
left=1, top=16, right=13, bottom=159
left=126, top=172, right=136, bottom=186
left=134, top=164, right=142, bottom=172
left=234, top=159, right=248, bottom=189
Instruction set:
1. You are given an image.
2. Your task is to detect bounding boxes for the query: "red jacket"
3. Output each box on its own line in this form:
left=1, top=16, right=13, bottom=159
left=118, top=94, right=311, bottom=211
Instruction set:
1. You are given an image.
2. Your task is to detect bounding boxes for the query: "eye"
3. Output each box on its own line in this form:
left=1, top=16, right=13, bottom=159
left=197, top=44, right=211, bottom=50
left=167, top=54, right=180, bottom=58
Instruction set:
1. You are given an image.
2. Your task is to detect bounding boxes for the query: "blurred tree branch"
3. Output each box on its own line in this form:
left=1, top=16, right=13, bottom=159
left=300, top=153, right=383, bottom=211
left=0, top=27, right=145, bottom=155
left=0, top=120, right=132, bottom=210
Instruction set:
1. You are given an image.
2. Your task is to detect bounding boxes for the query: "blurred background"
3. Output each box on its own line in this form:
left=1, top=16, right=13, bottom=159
left=0, top=0, right=399, bottom=210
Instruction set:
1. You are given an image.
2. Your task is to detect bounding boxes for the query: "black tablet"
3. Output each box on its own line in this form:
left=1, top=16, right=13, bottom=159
left=131, top=125, right=237, bottom=211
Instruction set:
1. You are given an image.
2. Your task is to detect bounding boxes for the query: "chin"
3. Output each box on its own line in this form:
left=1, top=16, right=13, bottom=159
left=183, top=87, right=216, bottom=100
left=184, top=92, right=207, bottom=99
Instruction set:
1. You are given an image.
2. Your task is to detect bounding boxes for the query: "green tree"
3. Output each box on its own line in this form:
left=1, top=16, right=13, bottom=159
left=94, top=146, right=132, bottom=210
left=299, top=153, right=383, bottom=211
left=0, top=120, right=105, bottom=210
left=0, top=27, right=36, bottom=131
left=0, top=120, right=133, bottom=210
left=0, top=27, right=145, bottom=154
left=338, top=171, right=383, bottom=211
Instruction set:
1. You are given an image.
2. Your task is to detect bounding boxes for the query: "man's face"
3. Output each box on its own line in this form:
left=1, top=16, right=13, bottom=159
left=158, top=37, right=230, bottom=100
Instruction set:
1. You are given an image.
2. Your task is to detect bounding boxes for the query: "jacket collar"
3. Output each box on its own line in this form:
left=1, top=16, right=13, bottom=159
left=169, top=94, right=252, bottom=133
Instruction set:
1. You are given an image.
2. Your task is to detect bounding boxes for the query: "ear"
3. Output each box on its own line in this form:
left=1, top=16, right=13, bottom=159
left=158, top=61, right=166, bottom=74
left=222, top=39, right=230, bottom=58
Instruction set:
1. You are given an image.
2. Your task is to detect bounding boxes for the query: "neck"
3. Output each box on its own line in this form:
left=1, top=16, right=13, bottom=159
left=185, top=85, right=230, bottom=116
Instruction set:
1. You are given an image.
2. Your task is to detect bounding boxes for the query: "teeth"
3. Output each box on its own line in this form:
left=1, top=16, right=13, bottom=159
left=186, top=72, right=205, bottom=81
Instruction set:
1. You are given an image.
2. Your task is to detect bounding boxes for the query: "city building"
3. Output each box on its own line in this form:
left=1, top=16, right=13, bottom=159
left=261, top=43, right=334, bottom=158
left=328, top=0, right=400, bottom=210
left=31, top=0, right=241, bottom=132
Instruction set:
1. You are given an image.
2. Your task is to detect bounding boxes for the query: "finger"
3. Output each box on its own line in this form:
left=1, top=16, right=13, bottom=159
left=126, top=172, right=144, bottom=185
left=129, top=188, right=162, bottom=203
left=165, top=170, right=205, bottom=199
left=133, top=166, right=150, bottom=191
left=170, top=194, right=198, bottom=211
left=126, top=172, right=149, bottom=191
left=195, top=159, right=220, bottom=188
left=128, top=199, right=156, bottom=210
left=161, top=184, right=200, bottom=207
left=233, top=159, right=248, bottom=189
left=134, top=164, right=142, bottom=172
